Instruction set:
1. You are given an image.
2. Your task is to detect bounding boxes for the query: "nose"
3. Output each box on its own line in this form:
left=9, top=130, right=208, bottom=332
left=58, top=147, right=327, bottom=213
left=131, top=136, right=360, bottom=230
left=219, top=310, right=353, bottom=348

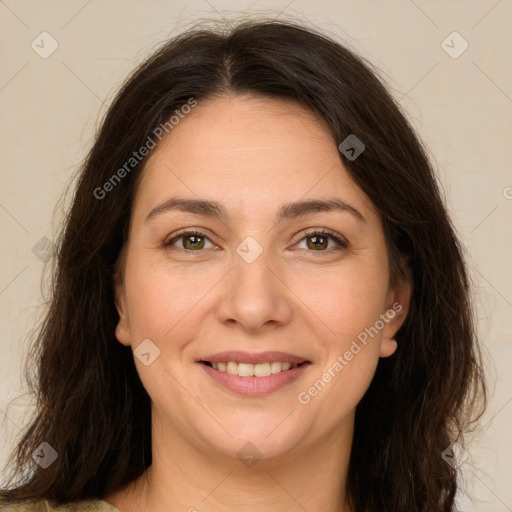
left=215, top=248, right=294, bottom=333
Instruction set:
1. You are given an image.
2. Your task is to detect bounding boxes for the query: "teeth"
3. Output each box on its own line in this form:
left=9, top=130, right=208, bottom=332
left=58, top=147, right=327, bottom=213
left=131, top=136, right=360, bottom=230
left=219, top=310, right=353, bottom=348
left=254, top=362, right=271, bottom=377
left=227, top=361, right=238, bottom=375
left=209, top=361, right=300, bottom=377
left=270, top=361, right=282, bottom=374
left=238, top=362, right=254, bottom=377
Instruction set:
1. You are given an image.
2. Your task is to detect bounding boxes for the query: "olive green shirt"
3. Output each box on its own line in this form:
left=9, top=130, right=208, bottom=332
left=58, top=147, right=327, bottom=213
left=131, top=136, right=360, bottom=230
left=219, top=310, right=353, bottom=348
left=0, top=500, right=118, bottom=511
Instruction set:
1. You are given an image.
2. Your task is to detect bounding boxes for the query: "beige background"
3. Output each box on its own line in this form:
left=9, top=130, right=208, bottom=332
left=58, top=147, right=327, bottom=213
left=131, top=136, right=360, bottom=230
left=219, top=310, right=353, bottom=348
left=0, top=1, right=511, bottom=510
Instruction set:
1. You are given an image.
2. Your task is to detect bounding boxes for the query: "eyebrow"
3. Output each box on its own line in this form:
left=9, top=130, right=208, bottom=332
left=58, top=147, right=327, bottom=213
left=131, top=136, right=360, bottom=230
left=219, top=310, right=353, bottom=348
left=145, top=197, right=366, bottom=225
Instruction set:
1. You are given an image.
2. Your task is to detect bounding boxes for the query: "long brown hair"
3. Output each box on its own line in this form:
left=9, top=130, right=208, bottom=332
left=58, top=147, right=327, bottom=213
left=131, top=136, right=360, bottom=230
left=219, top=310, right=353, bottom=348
left=1, top=19, right=486, bottom=511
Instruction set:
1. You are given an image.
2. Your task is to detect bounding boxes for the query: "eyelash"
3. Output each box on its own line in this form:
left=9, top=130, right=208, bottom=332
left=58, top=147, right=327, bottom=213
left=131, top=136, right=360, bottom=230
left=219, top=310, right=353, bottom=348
left=164, top=229, right=348, bottom=254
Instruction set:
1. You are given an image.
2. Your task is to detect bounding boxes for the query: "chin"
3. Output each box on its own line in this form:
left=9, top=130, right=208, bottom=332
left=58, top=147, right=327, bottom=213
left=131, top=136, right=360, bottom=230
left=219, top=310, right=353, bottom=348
left=195, top=413, right=308, bottom=463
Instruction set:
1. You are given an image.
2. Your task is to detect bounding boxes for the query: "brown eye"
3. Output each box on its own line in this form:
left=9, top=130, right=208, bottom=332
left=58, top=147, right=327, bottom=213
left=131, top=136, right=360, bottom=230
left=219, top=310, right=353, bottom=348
left=306, top=234, right=329, bottom=250
left=182, top=234, right=205, bottom=250
left=295, top=230, right=347, bottom=252
left=165, top=230, right=215, bottom=251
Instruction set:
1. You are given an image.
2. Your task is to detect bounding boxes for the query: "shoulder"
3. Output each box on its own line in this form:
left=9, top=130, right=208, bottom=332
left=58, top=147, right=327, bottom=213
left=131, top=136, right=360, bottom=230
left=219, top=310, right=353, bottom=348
left=0, top=499, right=118, bottom=512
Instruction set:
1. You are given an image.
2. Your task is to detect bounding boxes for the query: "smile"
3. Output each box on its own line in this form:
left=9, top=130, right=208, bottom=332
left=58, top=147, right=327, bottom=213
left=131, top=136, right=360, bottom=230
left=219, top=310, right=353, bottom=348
left=201, top=360, right=303, bottom=377
left=199, top=360, right=312, bottom=396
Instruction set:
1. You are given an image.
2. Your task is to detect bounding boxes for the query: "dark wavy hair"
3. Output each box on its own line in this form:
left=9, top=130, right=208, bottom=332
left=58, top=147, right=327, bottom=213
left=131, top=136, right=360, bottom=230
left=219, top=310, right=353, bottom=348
left=1, top=19, right=486, bottom=512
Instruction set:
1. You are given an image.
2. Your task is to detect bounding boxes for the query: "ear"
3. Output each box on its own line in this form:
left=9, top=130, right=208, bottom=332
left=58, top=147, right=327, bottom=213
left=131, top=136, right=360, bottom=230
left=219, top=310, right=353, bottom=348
left=113, top=271, right=132, bottom=347
left=380, top=259, right=412, bottom=358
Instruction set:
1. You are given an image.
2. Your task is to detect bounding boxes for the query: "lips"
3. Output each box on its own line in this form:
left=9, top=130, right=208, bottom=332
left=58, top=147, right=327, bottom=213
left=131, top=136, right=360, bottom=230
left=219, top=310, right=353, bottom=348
left=197, top=351, right=312, bottom=396
left=199, top=351, right=309, bottom=365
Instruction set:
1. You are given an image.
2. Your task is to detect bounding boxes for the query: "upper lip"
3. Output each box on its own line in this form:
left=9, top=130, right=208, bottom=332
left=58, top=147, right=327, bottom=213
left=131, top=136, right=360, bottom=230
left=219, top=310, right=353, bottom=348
left=199, top=351, right=310, bottom=365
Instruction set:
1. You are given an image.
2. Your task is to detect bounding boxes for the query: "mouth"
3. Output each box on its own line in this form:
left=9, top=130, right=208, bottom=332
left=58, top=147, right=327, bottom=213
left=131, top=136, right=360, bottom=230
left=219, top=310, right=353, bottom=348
left=197, top=353, right=312, bottom=396
left=199, top=360, right=310, bottom=377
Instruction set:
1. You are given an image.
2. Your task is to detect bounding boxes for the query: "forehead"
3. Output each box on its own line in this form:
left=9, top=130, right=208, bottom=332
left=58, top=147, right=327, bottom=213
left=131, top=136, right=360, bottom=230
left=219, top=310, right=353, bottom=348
left=133, top=94, right=375, bottom=222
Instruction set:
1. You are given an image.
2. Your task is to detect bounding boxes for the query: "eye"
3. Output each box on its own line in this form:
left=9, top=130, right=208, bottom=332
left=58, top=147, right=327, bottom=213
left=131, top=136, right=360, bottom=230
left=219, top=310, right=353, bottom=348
left=164, top=230, right=217, bottom=251
left=293, top=230, right=348, bottom=253
left=164, top=228, right=348, bottom=254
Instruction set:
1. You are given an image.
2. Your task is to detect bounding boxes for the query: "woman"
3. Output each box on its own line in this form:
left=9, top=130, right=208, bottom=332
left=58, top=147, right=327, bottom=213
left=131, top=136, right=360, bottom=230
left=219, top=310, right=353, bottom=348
left=0, top=19, right=486, bottom=512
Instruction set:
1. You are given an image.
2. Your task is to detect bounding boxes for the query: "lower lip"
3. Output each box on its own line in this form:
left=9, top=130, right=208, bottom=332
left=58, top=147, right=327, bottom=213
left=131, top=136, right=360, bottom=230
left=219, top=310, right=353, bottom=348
left=199, top=362, right=311, bottom=396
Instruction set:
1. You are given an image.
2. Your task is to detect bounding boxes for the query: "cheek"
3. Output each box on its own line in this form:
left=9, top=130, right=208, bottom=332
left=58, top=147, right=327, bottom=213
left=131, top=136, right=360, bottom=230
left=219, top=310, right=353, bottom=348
left=291, top=259, right=390, bottom=345
left=123, top=256, right=218, bottom=351
left=122, top=262, right=207, bottom=402
left=295, top=271, right=387, bottom=425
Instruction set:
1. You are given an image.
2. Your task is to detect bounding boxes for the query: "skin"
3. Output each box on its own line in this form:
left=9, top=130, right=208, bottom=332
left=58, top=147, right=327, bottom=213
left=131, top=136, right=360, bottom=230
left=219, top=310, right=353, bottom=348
left=106, top=93, right=411, bottom=512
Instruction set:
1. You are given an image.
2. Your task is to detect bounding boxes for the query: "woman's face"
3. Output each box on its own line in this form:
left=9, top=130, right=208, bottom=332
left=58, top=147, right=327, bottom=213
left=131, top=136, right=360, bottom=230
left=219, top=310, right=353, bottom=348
left=114, top=94, right=409, bottom=462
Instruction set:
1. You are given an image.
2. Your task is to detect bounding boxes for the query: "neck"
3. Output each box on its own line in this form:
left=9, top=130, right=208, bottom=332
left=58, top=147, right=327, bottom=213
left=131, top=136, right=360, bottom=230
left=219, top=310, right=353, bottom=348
left=107, top=412, right=354, bottom=512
